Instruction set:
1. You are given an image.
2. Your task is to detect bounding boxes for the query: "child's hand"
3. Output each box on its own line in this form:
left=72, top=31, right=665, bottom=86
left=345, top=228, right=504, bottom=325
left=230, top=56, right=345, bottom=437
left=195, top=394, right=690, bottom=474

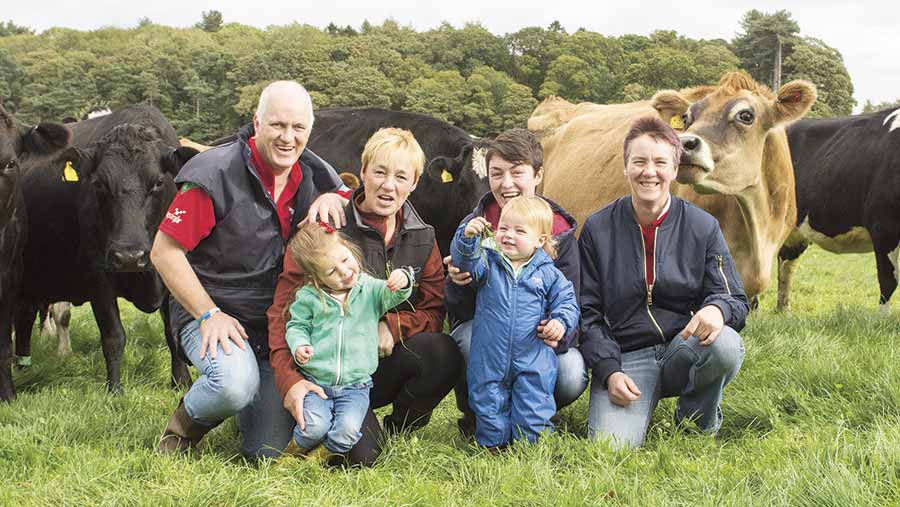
left=386, top=269, right=410, bottom=291
left=539, top=319, right=565, bottom=345
left=464, top=217, right=491, bottom=238
left=295, top=345, right=314, bottom=364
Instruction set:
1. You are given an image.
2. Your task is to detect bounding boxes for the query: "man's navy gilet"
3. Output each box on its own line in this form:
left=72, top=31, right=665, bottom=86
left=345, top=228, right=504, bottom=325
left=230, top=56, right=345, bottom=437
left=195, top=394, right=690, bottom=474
left=170, top=127, right=342, bottom=357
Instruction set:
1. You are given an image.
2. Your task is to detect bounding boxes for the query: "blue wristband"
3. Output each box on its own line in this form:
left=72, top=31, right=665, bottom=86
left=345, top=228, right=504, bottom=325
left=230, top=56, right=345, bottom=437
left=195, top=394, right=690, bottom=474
left=198, top=307, right=221, bottom=324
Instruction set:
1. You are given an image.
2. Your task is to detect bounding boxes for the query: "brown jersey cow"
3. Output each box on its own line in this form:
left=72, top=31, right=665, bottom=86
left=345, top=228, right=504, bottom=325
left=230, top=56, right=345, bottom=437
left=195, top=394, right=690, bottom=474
left=529, top=71, right=816, bottom=297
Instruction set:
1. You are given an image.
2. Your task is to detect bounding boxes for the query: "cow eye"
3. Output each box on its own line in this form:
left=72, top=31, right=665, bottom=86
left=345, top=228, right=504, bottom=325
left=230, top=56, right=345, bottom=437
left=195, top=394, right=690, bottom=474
left=736, top=110, right=755, bottom=125
left=92, top=179, right=108, bottom=193
left=152, top=175, right=166, bottom=190
left=682, top=113, right=692, bottom=129
left=2, top=158, right=16, bottom=171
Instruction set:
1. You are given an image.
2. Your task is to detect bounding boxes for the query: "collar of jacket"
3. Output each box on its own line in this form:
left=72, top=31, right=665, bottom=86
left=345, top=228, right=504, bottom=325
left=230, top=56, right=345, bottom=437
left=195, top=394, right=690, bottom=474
left=470, top=191, right=578, bottom=236
left=348, top=186, right=430, bottom=235
left=623, top=194, right=684, bottom=231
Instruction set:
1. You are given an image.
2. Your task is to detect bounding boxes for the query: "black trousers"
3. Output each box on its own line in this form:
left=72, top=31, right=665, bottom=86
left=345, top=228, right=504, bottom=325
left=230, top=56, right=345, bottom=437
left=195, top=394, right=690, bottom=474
left=345, top=331, right=461, bottom=467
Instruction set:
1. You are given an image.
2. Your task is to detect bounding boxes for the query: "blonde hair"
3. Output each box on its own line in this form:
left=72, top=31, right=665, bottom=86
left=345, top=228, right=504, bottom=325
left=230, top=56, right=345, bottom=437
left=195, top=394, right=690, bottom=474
left=286, top=221, right=365, bottom=312
left=360, top=128, right=426, bottom=180
left=500, top=196, right=557, bottom=259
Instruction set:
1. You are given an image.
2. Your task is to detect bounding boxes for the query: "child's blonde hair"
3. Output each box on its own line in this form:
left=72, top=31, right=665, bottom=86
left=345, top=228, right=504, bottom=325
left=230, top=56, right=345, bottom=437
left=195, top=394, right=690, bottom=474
left=500, top=196, right=557, bottom=259
left=286, top=221, right=365, bottom=312
left=360, top=128, right=426, bottom=181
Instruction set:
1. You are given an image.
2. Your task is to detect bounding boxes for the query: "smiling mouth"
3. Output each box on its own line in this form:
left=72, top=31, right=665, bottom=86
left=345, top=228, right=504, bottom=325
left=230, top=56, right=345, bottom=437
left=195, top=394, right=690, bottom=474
left=274, top=144, right=295, bottom=154
left=638, top=181, right=660, bottom=188
left=376, top=194, right=395, bottom=204
left=501, top=192, right=520, bottom=200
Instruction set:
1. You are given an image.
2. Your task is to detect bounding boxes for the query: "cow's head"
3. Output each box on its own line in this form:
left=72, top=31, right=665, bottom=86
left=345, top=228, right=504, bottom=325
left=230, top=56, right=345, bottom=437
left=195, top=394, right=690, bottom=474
left=651, top=71, right=816, bottom=195
left=59, top=124, right=197, bottom=271
left=413, top=140, right=490, bottom=255
left=0, top=106, right=71, bottom=217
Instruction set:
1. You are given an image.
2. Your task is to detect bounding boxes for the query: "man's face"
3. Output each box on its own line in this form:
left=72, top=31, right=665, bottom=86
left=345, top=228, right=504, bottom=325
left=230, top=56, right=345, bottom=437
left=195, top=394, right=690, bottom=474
left=625, top=135, right=677, bottom=209
left=252, top=92, right=313, bottom=174
left=488, top=155, right=543, bottom=209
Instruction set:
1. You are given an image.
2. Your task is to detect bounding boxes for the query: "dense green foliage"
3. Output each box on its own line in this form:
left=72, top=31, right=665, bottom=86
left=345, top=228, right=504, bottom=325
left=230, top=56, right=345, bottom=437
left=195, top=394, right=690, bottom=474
left=2, top=246, right=900, bottom=505
left=0, top=10, right=856, bottom=141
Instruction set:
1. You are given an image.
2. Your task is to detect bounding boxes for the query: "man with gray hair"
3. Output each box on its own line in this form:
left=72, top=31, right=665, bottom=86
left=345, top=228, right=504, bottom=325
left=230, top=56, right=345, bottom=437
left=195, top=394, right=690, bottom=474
left=152, top=80, right=351, bottom=457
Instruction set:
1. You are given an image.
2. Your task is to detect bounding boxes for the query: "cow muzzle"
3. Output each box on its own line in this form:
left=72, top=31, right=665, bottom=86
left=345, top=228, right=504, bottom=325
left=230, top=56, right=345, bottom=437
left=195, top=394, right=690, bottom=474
left=677, top=134, right=714, bottom=184
left=108, top=249, right=150, bottom=272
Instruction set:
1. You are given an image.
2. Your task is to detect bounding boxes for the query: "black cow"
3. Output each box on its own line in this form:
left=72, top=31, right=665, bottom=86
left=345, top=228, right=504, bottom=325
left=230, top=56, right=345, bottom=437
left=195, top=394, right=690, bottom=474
left=0, top=106, right=71, bottom=401
left=212, top=108, right=490, bottom=255
left=777, top=107, right=900, bottom=312
left=13, top=104, right=197, bottom=398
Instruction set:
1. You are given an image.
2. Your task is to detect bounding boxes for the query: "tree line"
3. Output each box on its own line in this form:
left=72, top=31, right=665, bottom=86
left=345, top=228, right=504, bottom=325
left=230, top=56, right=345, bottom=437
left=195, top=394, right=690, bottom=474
left=0, top=10, right=860, bottom=141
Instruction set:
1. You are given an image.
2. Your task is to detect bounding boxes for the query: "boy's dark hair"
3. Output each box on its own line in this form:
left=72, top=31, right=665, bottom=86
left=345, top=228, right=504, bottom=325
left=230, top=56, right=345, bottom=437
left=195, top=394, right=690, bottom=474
left=484, top=129, right=543, bottom=174
left=623, top=116, right=683, bottom=167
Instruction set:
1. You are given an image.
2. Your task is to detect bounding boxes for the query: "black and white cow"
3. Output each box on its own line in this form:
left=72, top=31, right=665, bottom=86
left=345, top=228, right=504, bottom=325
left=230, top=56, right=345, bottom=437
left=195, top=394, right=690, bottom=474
left=13, top=104, right=197, bottom=398
left=211, top=107, right=490, bottom=255
left=778, top=107, right=900, bottom=312
left=0, top=106, right=71, bottom=401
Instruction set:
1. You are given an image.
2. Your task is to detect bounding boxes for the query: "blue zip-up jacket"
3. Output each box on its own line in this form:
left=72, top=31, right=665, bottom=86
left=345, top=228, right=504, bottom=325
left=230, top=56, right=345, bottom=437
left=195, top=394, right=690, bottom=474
left=579, top=196, right=749, bottom=385
left=444, top=192, right=581, bottom=353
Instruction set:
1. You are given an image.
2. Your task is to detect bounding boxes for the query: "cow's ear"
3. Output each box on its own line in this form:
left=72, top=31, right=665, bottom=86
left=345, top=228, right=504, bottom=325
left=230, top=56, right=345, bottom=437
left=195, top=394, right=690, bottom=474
left=161, top=146, right=199, bottom=176
left=424, top=156, right=458, bottom=184
left=774, top=80, right=817, bottom=125
left=19, top=121, right=72, bottom=157
left=57, top=147, right=94, bottom=181
left=651, top=90, right=691, bottom=129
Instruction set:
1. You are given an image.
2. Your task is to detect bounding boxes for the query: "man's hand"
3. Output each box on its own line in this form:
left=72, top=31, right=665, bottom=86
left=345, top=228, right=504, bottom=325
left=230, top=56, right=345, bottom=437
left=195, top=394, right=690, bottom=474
left=386, top=269, right=409, bottom=291
left=199, top=311, right=248, bottom=359
left=464, top=217, right=490, bottom=238
left=607, top=372, right=641, bottom=406
left=283, top=379, right=327, bottom=431
left=443, top=256, right=472, bottom=287
left=307, top=192, right=348, bottom=228
left=294, top=345, right=313, bottom=364
left=537, top=318, right=565, bottom=347
left=679, top=305, right=725, bottom=346
left=377, top=320, right=395, bottom=358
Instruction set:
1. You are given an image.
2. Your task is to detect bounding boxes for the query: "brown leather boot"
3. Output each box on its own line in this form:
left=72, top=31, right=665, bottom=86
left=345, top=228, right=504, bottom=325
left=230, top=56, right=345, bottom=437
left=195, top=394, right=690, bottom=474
left=157, top=399, right=221, bottom=454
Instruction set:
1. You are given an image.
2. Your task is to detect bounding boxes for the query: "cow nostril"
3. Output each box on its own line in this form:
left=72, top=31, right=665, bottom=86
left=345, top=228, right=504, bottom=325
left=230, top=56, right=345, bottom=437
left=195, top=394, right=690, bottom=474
left=682, top=136, right=700, bottom=152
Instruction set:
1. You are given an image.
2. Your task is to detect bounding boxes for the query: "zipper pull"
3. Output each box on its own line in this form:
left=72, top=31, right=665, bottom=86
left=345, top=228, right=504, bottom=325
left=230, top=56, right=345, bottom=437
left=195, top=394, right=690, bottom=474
left=647, top=284, right=653, bottom=306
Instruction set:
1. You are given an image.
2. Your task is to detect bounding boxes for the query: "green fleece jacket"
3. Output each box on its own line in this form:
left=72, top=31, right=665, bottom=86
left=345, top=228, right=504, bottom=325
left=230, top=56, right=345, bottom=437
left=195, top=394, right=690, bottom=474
left=285, top=269, right=413, bottom=386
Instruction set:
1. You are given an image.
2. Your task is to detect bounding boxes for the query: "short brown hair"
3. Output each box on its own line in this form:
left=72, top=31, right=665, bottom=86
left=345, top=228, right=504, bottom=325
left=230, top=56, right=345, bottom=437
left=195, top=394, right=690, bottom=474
left=623, top=116, right=683, bottom=167
left=485, top=129, right=543, bottom=174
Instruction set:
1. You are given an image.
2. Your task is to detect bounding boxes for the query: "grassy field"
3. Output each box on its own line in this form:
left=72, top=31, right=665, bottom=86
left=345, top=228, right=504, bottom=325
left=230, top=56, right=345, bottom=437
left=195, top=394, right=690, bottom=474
left=3, top=245, right=900, bottom=506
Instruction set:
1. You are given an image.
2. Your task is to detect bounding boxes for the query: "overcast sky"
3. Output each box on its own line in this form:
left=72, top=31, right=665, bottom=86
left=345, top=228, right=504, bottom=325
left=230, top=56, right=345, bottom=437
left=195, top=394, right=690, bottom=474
left=7, top=1, right=897, bottom=111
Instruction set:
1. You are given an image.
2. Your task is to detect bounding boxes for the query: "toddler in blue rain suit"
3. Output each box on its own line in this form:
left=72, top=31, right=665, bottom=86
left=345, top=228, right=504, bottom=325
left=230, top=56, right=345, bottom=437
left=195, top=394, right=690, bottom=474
left=450, top=196, right=579, bottom=448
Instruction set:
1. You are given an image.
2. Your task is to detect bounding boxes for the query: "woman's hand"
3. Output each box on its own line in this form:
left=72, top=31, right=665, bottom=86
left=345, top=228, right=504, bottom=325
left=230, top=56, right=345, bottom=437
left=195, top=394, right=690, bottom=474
left=294, top=345, right=313, bottom=364
left=377, top=320, right=395, bottom=358
left=199, top=311, right=248, bottom=359
left=443, top=256, right=472, bottom=286
left=464, top=217, right=491, bottom=238
left=283, top=379, right=327, bottom=431
left=386, top=269, right=410, bottom=291
left=679, top=305, right=724, bottom=346
left=607, top=372, right=642, bottom=406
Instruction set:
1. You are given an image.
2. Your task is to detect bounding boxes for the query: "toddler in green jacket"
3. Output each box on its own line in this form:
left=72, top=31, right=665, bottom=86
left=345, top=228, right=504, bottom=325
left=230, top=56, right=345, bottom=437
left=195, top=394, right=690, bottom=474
left=285, top=221, right=413, bottom=457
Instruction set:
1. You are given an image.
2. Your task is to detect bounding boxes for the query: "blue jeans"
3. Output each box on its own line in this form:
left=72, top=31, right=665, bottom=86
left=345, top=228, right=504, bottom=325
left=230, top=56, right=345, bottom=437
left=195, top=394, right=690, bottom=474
left=587, top=326, right=745, bottom=449
left=451, top=320, right=588, bottom=409
left=292, top=381, right=372, bottom=454
left=180, top=321, right=296, bottom=458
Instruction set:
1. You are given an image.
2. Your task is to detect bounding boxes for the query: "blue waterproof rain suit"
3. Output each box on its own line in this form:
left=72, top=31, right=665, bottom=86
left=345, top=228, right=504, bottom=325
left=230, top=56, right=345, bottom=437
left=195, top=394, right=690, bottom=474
left=450, top=225, right=580, bottom=447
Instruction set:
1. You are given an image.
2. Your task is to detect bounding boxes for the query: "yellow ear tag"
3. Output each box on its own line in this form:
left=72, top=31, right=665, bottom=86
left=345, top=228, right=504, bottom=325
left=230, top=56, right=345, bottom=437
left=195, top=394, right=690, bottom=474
left=669, top=115, right=685, bottom=130
left=441, top=169, right=454, bottom=183
left=62, top=161, right=79, bottom=182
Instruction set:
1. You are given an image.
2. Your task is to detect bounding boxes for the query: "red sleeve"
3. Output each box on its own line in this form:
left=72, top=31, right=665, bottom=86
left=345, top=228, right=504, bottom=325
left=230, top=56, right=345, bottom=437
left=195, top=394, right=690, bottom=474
left=336, top=186, right=353, bottom=200
left=268, top=253, right=308, bottom=399
left=158, top=185, right=216, bottom=251
left=384, top=242, right=446, bottom=342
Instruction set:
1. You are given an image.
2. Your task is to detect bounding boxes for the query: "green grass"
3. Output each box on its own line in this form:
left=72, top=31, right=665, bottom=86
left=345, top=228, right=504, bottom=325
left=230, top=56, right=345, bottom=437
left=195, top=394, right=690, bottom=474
left=3, top=245, right=900, bottom=506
